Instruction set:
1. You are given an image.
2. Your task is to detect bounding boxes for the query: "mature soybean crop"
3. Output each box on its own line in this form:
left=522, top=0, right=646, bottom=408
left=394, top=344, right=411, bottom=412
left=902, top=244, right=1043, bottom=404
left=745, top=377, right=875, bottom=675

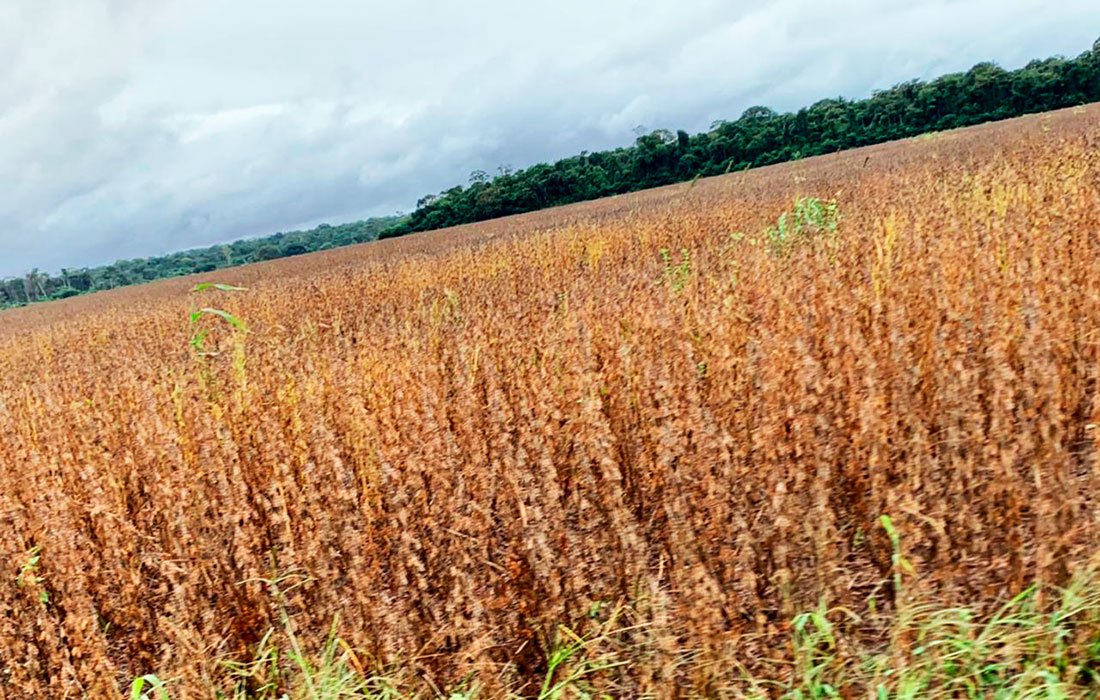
left=1, top=105, right=1100, bottom=698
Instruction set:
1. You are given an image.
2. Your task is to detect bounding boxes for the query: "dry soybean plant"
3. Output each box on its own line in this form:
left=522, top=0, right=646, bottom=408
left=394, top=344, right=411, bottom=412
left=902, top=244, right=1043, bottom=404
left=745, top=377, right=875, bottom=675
left=0, top=105, right=1098, bottom=697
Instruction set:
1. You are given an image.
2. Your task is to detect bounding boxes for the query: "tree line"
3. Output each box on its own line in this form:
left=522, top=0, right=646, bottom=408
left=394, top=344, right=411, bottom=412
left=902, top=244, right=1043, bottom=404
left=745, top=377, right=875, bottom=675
left=4, top=38, right=1098, bottom=309
left=384, top=38, right=1100, bottom=238
left=1, top=217, right=399, bottom=308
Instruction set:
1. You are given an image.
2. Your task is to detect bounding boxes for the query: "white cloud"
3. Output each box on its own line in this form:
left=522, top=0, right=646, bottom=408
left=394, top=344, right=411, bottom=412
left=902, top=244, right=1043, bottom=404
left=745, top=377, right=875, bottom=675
left=166, top=104, right=287, bottom=144
left=2, top=0, right=1098, bottom=275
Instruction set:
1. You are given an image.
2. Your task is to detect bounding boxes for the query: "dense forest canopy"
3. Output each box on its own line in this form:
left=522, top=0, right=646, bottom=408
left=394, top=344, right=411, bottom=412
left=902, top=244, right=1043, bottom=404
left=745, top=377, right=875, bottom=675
left=4, top=38, right=1098, bottom=309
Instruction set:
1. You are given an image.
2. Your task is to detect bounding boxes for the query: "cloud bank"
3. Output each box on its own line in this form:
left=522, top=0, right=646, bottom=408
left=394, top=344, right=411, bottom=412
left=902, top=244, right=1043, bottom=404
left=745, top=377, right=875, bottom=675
left=3, top=0, right=1098, bottom=275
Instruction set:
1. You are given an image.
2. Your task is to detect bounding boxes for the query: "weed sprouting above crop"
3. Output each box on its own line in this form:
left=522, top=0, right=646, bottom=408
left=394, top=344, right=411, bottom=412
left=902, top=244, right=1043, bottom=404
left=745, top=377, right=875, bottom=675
left=188, top=282, right=248, bottom=356
left=765, top=196, right=840, bottom=254
left=191, top=282, right=249, bottom=294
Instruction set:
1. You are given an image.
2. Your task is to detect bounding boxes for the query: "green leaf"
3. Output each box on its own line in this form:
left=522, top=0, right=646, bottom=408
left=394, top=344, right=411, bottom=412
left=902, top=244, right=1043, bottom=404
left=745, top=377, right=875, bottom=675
left=129, top=674, right=170, bottom=700
left=196, top=308, right=247, bottom=332
left=190, top=329, right=210, bottom=352
left=880, top=514, right=896, bottom=539
left=191, top=282, right=247, bottom=293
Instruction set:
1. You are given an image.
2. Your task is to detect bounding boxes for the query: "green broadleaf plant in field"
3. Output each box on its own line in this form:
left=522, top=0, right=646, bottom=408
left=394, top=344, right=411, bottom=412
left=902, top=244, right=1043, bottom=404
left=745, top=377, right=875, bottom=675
left=765, top=196, right=840, bottom=255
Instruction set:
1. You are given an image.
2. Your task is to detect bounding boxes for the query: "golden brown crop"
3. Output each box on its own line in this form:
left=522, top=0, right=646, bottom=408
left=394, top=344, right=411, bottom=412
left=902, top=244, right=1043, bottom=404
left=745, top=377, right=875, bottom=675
left=1, top=104, right=1099, bottom=698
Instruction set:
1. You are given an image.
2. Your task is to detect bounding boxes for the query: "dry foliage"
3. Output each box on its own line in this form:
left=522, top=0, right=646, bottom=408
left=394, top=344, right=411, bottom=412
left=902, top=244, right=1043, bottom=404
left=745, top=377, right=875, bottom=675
left=1, top=105, right=1100, bottom=698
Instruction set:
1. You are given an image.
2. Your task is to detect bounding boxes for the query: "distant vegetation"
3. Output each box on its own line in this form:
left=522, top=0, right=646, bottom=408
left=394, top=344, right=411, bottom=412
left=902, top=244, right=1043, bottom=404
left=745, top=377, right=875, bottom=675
left=3, top=38, right=1097, bottom=309
left=390, top=39, right=1100, bottom=237
left=0, top=216, right=400, bottom=308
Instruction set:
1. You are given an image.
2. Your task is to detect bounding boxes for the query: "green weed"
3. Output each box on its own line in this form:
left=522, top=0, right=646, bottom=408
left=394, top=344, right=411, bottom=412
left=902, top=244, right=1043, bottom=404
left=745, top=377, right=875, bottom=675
left=765, top=196, right=840, bottom=255
left=658, top=248, right=692, bottom=292
left=188, top=282, right=248, bottom=356
left=15, top=545, right=48, bottom=607
left=130, top=674, right=171, bottom=700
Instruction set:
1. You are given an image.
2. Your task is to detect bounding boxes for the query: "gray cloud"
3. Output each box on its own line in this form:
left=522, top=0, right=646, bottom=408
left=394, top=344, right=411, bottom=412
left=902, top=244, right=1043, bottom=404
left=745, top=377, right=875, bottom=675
left=3, top=0, right=1099, bottom=276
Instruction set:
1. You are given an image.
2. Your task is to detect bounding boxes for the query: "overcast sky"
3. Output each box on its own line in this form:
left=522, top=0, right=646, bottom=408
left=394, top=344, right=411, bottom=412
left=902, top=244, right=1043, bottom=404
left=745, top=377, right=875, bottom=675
left=2, top=0, right=1098, bottom=276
